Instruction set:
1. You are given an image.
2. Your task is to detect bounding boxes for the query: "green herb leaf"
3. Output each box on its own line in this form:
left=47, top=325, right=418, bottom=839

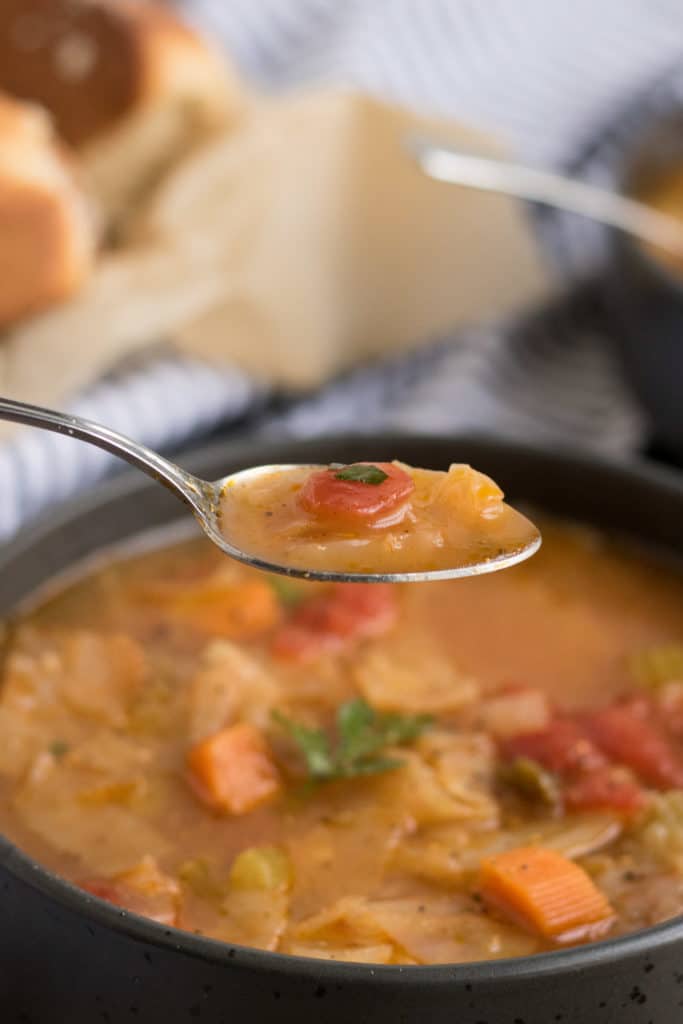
left=271, top=710, right=335, bottom=779
left=342, top=755, right=403, bottom=777
left=376, top=710, right=434, bottom=746
left=49, top=740, right=70, bottom=759
left=334, top=464, right=388, bottom=485
left=273, top=699, right=432, bottom=783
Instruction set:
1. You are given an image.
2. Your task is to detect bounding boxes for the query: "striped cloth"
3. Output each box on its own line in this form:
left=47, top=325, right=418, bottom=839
left=1, top=0, right=682, bottom=539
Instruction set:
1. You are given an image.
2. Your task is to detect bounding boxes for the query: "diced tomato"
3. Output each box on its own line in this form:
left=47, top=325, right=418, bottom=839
left=655, top=682, right=683, bottom=740
left=565, top=767, right=646, bottom=815
left=583, top=700, right=683, bottom=790
left=299, top=463, right=414, bottom=524
left=80, top=858, right=180, bottom=926
left=500, top=718, right=607, bottom=777
left=271, top=584, right=397, bottom=663
left=500, top=714, right=646, bottom=816
left=80, top=880, right=123, bottom=905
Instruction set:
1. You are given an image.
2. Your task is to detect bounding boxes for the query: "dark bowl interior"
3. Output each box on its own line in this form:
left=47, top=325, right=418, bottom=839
left=607, top=109, right=683, bottom=457
left=2, top=432, right=683, bottom=1024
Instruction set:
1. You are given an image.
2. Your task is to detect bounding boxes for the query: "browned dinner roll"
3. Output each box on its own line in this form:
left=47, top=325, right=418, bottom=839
left=0, top=92, right=95, bottom=327
left=0, top=0, right=244, bottom=222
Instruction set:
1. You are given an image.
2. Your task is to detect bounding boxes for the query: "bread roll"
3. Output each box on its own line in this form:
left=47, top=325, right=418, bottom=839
left=0, top=93, right=95, bottom=327
left=0, top=0, right=245, bottom=223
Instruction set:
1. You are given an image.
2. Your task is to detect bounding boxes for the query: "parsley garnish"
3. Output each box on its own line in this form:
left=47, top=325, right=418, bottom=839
left=334, top=464, right=388, bottom=485
left=272, top=698, right=431, bottom=782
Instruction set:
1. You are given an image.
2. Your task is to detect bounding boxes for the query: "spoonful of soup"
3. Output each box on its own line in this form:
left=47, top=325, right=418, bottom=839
left=0, top=397, right=540, bottom=582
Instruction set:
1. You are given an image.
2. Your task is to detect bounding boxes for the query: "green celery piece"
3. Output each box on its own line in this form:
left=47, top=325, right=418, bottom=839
left=630, top=644, right=683, bottom=689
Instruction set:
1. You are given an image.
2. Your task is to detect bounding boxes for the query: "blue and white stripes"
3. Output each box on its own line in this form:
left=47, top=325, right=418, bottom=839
left=0, top=356, right=257, bottom=537
left=183, top=0, right=683, bottom=166
left=2, top=0, right=682, bottom=538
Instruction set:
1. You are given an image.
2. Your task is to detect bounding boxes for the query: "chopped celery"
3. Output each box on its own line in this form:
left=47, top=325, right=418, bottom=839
left=229, top=845, right=292, bottom=891
left=630, top=644, right=683, bottom=689
left=498, top=757, right=561, bottom=809
left=178, top=858, right=226, bottom=902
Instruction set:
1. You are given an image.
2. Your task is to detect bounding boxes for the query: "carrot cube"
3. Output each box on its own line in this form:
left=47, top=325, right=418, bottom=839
left=187, top=722, right=281, bottom=815
left=480, top=845, right=614, bottom=944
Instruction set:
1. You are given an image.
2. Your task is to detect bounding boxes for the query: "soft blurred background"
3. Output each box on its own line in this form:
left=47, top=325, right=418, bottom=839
left=1, top=0, right=683, bottom=537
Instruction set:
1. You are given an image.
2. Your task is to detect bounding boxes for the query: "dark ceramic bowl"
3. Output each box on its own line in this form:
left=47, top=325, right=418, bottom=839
left=607, top=109, right=683, bottom=458
left=2, top=433, right=683, bottom=1024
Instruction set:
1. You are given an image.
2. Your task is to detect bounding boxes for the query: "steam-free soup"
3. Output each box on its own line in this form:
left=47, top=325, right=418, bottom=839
left=1, top=520, right=683, bottom=964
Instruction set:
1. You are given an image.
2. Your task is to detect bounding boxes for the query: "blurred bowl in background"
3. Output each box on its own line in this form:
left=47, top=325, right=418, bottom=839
left=608, top=109, right=683, bottom=458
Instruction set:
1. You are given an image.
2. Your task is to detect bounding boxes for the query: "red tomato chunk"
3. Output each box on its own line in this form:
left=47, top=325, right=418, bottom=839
left=501, top=717, right=606, bottom=777
left=80, top=858, right=180, bottom=926
left=500, top=714, right=645, bottom=814
left=564, top=768, right=646, bottom=814
left=299, top=463, right=414, bottom=524
left=583, top=699, right=683, bottom=790
left=271, top=583, right=397, bottom=663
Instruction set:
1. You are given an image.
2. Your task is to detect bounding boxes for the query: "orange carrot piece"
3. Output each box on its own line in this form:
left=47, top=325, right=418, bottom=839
left=480, top=845, right=614, bottom=945
left=187, top=722, right=281, bottom=815
left=167, top=581, right=280, bottom=634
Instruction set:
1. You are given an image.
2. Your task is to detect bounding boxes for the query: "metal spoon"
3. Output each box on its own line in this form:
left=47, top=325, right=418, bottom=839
left=0, top=396, right=541, bottom=583
left=409, top=136, right=683, bottom=258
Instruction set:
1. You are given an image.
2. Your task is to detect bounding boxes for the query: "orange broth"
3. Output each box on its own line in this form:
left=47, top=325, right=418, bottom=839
left=0, top=518, right=682, bottom=963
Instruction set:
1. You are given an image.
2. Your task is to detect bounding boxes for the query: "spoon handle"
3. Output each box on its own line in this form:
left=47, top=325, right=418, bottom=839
left=0, top=396, right=207, bottom=512
left=409, top=136, right=683, bottom=257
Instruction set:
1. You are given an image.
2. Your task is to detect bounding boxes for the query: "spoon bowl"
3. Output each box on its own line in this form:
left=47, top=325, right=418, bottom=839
left=213, top=462, right=541, bottom=582
left=0, top=397, right=541, bottom=582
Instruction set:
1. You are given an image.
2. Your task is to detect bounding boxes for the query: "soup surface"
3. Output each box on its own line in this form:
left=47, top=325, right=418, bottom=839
left=1, top=520, right=683, bottom=964
left=219, top=461, right=539, bottom=575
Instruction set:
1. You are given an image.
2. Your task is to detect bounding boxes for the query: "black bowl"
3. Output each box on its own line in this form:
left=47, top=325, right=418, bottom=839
left=608, top=109, right=683, bottom=458
left=2, top=433, right=683, bottom=1024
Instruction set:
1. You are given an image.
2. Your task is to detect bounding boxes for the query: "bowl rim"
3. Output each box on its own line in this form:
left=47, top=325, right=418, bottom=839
left=2, top=430, right=683, bottom=985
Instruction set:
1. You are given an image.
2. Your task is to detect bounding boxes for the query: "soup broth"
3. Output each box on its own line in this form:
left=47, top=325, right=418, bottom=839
left=1, top=519, right=683, bottom=964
